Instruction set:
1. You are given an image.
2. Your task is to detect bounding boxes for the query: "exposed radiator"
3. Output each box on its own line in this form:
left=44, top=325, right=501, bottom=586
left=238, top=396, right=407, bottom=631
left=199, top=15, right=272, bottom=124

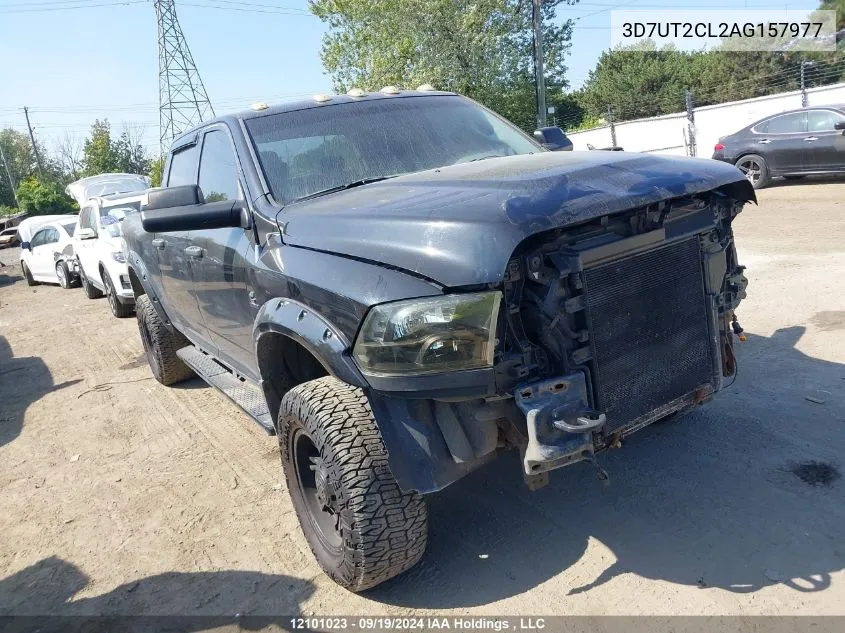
left=583, top=237, right=714, bottom=433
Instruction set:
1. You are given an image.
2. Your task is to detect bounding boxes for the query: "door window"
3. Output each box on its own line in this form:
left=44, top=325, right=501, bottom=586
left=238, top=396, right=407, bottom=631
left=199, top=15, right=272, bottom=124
left=808, top=110, right=845, bottom=132
left=167, top=143, right=200, bottom=187
left=765, top=112, right=807, bottom=134
left=198, top=130, right=239, bottom=202
left=45, top=228, right=59, bottom=244
left=30, top=229, right=47, bottom=248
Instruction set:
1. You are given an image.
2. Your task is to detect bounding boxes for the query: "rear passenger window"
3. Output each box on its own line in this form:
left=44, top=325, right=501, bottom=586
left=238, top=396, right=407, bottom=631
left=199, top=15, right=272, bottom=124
left=766, top=113, right=806, bottom=134
left=198, top=130, right=239, bottom=202
left=167, top=144, right=200, bottom=187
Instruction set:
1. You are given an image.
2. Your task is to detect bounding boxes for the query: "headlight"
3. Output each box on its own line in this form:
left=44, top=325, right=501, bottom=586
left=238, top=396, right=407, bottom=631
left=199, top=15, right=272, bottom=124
left=111, top=251, right=126, bottom=263
left=353, top=292, right=502, bottom=375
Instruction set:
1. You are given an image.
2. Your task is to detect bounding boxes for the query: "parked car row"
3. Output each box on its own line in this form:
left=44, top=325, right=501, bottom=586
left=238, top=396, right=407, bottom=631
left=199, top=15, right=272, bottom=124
left=712, top=104, right=845, bottom=189
left=16, top=173, right=151, bottom=318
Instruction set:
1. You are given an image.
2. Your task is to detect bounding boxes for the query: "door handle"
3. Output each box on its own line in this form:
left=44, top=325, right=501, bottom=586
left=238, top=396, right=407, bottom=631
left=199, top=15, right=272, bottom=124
left=185, top=246, right=204, bottom=259
left=804, top=136, right=819, bottom=142
left=152, top=238, right=165, bottom=249
left=759, top=139, right=772, bottom=144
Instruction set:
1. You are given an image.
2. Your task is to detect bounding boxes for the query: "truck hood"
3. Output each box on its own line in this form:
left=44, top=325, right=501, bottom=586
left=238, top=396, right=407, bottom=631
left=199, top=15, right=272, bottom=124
left=280, top=151, right=754, bottom=287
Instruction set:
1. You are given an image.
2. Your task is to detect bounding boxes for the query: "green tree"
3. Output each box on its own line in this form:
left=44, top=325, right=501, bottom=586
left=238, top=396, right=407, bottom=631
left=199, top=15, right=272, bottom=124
left=80, top=119, right=151, bottom=178
left=149, top=156, right=165, bottom=188
left=0, top=128, right=40, bottom=208
left=16, top=177, right=77, bottom=216
left=82, top=119, right=120, bottom=176
left=310, top=0, right=579, bottom=131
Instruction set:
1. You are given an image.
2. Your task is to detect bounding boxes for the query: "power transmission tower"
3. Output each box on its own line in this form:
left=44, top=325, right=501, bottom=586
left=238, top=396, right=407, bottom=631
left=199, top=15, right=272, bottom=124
left=155, top=0, right=214, bottom=154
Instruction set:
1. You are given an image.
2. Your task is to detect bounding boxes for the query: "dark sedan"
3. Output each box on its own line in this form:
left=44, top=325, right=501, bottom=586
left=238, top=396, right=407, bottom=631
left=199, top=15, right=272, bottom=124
left=712, top=105, right=845, bottom=189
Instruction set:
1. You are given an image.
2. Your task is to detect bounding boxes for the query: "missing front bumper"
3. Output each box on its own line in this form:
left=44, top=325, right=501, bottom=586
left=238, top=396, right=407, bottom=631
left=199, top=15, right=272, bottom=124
left=515, top=373, right=604, bottom=476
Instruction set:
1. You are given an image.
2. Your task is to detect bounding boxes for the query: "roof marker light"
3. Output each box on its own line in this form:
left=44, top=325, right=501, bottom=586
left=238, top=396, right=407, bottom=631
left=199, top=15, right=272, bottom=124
left=251, top=102, right=269, bottom=111
left=313, top=93, right=333, bottom=103
left=380, top=86, right=400, bottom=95
left=347, top=88, right=367, bottom=98
left=416, top=83, right=436, bottom=91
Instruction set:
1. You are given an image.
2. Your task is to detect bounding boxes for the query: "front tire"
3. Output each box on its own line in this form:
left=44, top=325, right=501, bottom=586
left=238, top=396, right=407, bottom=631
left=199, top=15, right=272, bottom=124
left=735, top=154, right=771, bottom=189
left=55, top=261, right=76, bottom=289
left=79, top=264, right=104, bottom=299
left=279, top=376, right=428, bottom=592
left=136, top=294, right=194, bottom=385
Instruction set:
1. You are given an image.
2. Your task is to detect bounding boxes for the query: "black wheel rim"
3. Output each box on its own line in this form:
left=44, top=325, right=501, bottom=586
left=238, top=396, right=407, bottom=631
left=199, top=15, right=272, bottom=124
left=737, top=159, right=762, bottom=185
left=291, top=428, right=343, bottom=552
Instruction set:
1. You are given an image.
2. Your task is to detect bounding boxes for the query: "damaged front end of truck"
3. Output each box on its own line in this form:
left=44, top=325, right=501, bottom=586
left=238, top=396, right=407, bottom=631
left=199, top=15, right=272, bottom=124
left=502, top=189, right=750, bottom=488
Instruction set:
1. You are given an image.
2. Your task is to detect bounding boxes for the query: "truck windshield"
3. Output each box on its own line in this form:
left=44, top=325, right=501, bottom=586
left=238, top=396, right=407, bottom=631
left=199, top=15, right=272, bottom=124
left=245, top=95, right=540, bottom=203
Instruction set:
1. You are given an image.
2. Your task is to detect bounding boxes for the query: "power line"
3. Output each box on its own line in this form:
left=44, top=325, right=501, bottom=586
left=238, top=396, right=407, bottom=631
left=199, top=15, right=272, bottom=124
left=0, top=1, right=146, bottom=14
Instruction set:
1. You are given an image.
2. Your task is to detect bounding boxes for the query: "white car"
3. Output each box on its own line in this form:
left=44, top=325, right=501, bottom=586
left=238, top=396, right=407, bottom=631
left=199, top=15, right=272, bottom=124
left=74, top=191, right=147, bottom=318
left=18, top=216, right=80, bottom=288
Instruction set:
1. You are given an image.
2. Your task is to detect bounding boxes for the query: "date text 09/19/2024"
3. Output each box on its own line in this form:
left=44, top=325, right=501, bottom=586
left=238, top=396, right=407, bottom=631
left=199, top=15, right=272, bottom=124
left=288, top=617, right=549, bottom=630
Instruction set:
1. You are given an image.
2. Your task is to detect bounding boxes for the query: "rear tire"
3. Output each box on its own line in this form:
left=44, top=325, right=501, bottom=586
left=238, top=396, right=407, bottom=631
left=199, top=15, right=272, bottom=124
left=56, top=261, right=75, bottom=289
left=79, top=264, right=104, bottom=299
left=279, top=376, right=428, bottom=592
left=103, top=271, right=134, bottom=318
left=136, top=294, right=194, bottom=385
left=735, top=154, right=770, bottom=190
left=21, top=262, right=37, bottom=286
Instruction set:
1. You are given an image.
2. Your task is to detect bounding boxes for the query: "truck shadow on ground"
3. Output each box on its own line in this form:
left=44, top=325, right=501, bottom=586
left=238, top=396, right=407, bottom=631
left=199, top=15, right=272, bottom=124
left=0, top=336, right=82, bottom=448
left=372, top=326, right=845, bottom=607
left=0, top=556, right=314, bottom=628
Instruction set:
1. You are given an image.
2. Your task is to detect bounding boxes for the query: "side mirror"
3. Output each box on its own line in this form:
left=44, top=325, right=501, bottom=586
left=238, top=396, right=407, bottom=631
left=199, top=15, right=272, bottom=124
left=835, top=121, right=845, bottom=130
left=21, top=241, right=30, bottom=251
left=533, top=126, right=573, bottom=151
left=145, top=184, right=204, bottom=211
left=141, top=185, right=249, bottom=233
left=77, top=228, right=97, bottom=240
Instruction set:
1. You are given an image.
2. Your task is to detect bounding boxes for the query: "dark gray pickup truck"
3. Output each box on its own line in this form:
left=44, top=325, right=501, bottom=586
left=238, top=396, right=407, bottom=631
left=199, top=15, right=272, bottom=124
left=123, top=89, right=753, bottom=591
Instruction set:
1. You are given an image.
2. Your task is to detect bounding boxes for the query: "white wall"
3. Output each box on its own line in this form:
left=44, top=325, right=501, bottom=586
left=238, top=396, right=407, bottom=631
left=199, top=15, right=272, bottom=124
left=567, top=82, right=845, bottom=157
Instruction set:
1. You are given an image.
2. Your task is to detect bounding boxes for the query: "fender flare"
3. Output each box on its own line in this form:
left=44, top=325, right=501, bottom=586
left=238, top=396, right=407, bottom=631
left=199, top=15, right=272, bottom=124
left=252, top=298, right=368, bottom=389
left=126, top=253, right=173, bottom=329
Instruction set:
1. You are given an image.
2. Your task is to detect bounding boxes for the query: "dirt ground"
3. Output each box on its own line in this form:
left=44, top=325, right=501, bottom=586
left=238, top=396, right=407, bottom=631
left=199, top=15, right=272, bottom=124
left=1, top=178, right=844, bottom=621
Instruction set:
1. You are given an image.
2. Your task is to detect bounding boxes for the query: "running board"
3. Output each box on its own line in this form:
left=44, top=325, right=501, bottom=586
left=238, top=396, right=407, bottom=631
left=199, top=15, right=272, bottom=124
left=176, top=345, right=275, bottom=435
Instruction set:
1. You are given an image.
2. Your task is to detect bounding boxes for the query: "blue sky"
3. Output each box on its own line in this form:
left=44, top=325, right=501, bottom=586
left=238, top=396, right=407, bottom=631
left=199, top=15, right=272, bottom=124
left=0, top=0, right=821, bottom=155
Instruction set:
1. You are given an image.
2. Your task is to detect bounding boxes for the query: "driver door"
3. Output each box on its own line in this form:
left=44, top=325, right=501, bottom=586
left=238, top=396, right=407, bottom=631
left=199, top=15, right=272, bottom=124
left=28, top=229, right=50, bottom=276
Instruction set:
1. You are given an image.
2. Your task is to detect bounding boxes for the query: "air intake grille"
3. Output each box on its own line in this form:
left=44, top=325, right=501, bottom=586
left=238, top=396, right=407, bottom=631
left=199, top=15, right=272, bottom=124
left=583, top=237, right=713, bottom=433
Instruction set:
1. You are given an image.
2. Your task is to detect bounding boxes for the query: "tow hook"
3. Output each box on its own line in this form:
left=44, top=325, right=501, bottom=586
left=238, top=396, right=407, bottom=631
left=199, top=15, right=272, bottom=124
left=515, top=374, right=607, bottom=479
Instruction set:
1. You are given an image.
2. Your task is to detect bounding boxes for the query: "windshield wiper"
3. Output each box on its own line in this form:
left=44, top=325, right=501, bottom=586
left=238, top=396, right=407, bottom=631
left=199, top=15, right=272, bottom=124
left=294, top=176, right=398, bottom=203
left=467, top=154, right=506, bottom=162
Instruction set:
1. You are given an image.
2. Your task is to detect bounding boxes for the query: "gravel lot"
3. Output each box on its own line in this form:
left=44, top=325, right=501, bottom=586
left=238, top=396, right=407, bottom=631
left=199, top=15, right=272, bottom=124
left=1, top=180, right=844, bottom=620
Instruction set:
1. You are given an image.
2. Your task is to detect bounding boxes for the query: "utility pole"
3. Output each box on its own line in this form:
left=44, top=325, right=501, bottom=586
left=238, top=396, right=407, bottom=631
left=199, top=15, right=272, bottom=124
left=685, top=89, right=696, bottom=157
left=23, top=107, right=44, bottom=176
left=532, top=0, right=547, bottom=129
left=0, top=143, right=19, bottom=207
left=607, top=104, right=617, bottom=148
left=800, top=61, right=814, bottom=108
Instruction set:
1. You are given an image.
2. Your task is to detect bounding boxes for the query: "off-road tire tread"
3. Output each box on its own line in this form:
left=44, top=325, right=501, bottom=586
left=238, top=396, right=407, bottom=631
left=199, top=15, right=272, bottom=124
left=136, top=294, right=194, bottom=385
left=280, top=376, right=427, bottom=592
